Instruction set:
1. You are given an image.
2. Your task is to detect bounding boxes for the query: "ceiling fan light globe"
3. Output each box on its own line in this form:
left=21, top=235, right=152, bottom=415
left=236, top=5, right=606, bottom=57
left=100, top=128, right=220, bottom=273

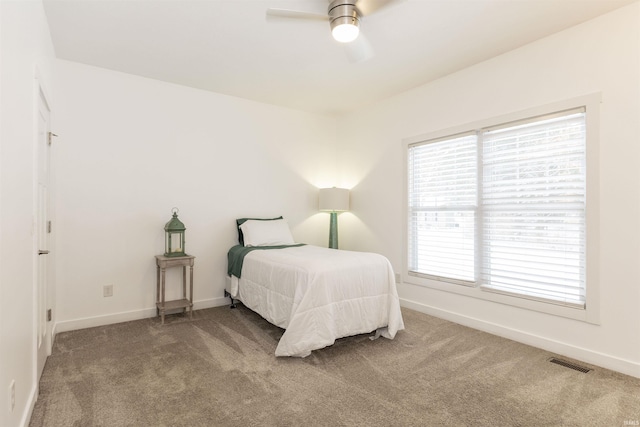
left=332, top=22, right=359, bottom=43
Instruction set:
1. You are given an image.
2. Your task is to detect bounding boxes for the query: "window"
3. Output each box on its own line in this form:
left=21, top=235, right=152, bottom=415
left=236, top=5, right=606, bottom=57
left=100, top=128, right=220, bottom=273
left=407, top=107, right=587, bottom=309
left=407, top=133, right=478, bottom=284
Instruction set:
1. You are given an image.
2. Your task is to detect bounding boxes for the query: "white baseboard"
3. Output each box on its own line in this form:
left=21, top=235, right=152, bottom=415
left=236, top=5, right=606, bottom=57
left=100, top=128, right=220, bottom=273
left=400, top=298, right=640, bottom=379
left=194, top=296, right=229, bottom=311
left=55, top=297, right=229, bottom=333
left=21, top=383, right=37, bottom=427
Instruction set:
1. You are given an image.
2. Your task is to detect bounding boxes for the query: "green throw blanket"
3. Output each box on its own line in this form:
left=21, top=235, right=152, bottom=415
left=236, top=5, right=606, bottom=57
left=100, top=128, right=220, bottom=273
left=227, top=243, right=306, bottom=278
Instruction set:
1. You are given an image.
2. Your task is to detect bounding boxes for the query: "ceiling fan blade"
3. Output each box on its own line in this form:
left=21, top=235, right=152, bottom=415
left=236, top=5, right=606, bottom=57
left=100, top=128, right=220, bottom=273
left=266, top=8, right=329, bottom=21
left=343, top=33, right=374, bottom=63
left=355, top=0, right=405, bottom=16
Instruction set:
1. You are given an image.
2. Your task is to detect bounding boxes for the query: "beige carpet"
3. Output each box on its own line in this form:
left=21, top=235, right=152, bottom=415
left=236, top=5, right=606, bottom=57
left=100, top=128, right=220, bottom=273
left=30, top=305, right=640, bottom=426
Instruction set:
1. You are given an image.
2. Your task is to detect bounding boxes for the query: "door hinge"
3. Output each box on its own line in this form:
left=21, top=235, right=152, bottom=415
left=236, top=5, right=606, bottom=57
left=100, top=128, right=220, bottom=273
left=47, top=220, right=52, bottom=233
left=48, top=132, right=58, bottom=145
left=47, top=309, right=52, bottom=322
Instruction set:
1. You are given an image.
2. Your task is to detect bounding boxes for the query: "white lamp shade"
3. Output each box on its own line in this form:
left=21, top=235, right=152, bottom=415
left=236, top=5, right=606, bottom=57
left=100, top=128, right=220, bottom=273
left=319, top=187, right=350, bottom=212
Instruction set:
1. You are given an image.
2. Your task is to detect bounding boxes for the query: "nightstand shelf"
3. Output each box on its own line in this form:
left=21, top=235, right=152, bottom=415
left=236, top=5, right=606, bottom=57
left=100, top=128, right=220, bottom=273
left=155, top=254, right=195, bottom=324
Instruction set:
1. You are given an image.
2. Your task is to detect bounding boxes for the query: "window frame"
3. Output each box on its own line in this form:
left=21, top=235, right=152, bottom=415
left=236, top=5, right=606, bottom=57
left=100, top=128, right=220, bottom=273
left=402, top=94, right=601, bottom=324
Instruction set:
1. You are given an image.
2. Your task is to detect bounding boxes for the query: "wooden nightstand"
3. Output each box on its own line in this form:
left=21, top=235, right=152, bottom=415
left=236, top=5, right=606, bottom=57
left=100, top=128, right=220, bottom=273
left=155, top=255, right=195, bottom=324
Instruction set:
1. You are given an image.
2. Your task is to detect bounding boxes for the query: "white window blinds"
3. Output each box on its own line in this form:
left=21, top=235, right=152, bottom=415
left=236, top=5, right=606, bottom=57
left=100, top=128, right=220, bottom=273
left=408, top=134, right=477, bottom=283
left=407, top=108, right=587, bottom=308
left=481, top=110, right=586, bottom=307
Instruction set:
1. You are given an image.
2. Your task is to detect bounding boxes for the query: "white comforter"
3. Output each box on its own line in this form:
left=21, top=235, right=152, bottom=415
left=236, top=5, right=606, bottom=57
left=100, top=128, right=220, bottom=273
left=228, top=245, right=404, bottom=357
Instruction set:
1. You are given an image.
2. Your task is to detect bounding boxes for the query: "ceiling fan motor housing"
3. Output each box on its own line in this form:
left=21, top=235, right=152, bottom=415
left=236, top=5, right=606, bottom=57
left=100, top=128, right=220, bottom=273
left=329, top=0, right=361, bottom=30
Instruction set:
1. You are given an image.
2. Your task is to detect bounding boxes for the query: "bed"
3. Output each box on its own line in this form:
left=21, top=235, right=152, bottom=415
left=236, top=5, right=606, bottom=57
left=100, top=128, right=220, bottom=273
left=225, top=217, right=404, bottom=357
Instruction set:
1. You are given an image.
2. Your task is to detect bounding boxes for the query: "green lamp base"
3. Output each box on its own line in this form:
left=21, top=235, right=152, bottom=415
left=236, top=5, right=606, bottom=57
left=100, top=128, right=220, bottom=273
left=328, top=212, right=339, bottom=249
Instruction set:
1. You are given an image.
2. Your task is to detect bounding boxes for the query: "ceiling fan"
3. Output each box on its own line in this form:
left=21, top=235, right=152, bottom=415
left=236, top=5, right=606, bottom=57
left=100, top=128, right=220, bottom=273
left=266, top=0, right=404, bottom=62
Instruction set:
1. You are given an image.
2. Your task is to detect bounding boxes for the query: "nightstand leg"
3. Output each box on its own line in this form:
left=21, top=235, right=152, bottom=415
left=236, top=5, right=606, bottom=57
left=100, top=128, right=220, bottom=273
left=156, top=265, right=160, bottom=317
left=160, top=267, right=166, bottom=324
left=182, top=266, right=187, bottom=315
left=189, top=265, right=194, bottom=320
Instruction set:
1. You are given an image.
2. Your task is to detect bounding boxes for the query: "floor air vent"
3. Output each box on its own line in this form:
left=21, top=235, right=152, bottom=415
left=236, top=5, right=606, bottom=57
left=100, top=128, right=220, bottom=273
left=548, top=357, right=592, bottom=373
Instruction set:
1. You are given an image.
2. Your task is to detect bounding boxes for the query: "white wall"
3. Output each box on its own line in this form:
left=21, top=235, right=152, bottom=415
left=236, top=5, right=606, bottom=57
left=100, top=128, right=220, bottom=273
left=53, top=60, right=338, bottom=330
left=336, top=3, right=640, bottom=377
left=0, top=1, right=56, bottom=426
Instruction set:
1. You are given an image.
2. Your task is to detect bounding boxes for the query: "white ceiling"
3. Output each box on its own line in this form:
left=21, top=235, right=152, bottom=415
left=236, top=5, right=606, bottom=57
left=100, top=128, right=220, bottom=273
left=43, top=0, right=636, bottom=116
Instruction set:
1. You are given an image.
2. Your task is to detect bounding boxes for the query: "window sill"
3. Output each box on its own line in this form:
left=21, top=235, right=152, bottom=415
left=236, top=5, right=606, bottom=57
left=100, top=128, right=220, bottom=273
left=404, top=273, right=599, bottom=325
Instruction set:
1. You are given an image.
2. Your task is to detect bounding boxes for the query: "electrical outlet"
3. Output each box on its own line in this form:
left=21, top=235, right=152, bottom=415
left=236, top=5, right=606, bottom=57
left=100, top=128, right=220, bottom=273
left=103, top=284, right=113, bottom=297
left=395, top=273, right=401, bottom=284
left=9, top=380, right=15, bottom=412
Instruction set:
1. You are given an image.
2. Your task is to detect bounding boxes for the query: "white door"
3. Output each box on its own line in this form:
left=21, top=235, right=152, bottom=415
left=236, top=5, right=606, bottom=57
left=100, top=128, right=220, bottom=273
left=36, top=86, right=52, bottom=380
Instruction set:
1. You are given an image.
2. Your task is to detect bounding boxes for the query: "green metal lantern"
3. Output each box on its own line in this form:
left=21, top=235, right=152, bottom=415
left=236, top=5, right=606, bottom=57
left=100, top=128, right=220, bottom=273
left=164, top=207, right=186, bottom=257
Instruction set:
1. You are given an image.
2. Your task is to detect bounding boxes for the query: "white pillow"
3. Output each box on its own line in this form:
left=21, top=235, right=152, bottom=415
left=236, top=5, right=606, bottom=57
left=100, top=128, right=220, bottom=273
left=240, top=219, right=295, bottom=247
